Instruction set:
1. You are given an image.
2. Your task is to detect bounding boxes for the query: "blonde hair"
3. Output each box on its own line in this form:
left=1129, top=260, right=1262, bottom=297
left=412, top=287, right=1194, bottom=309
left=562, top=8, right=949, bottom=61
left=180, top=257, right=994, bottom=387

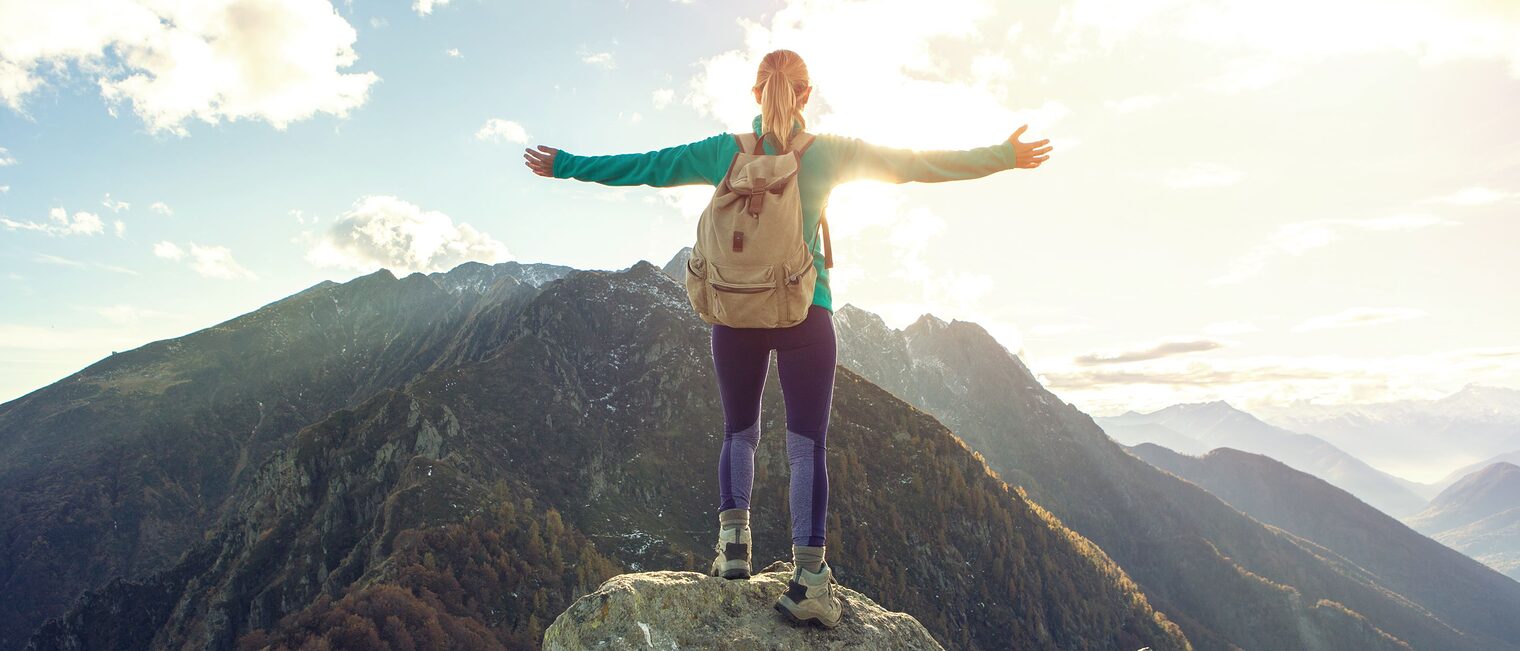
left=754, top=49, right=809, bottom=152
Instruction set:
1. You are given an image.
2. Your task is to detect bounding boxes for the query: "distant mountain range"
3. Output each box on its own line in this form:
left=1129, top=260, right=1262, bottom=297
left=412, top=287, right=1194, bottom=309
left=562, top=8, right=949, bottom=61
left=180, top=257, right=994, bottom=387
left=1253, top=385, right=1520, bottom=486
left=1095, top=402, right=1428, bottom=517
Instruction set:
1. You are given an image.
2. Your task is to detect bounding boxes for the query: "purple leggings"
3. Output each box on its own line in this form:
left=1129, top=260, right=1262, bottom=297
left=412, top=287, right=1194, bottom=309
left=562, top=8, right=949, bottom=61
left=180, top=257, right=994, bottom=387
left=713, top=304, right=836, bottom=547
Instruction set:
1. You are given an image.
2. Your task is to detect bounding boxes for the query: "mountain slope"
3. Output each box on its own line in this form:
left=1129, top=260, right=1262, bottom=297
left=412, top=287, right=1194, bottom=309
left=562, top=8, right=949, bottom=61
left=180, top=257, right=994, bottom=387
left=0, top=261, right=565, bottom=650
left=831, top=303, right=1520, bottom=651
left=26, top=262, right=1188, bottom=651
left=1126, top=443, right=1520, bottom=629
left=1097, top=402, right=1427, bottom=517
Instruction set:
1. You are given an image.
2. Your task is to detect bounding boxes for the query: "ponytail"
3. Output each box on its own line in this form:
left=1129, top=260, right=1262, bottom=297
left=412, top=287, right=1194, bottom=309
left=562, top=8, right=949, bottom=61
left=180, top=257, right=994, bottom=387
left=754, top=50, right=809, bottom=152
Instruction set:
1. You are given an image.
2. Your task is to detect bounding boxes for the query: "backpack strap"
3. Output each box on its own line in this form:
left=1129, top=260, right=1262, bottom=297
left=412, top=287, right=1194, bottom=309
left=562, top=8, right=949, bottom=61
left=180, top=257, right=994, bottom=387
left=820, top=206, right=834, bottom=269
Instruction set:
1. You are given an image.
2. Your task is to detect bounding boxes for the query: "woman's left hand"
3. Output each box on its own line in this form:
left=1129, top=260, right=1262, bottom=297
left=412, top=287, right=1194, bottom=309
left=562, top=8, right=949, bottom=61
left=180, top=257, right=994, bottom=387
left=524, top=145, right=560, bottom=177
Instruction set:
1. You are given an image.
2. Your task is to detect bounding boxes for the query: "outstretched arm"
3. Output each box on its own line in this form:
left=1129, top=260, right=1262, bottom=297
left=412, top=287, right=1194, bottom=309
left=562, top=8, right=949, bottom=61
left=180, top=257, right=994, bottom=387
left=836, top=124, right=1052, bottom=184
left=524, top=133, right=731, bottom=187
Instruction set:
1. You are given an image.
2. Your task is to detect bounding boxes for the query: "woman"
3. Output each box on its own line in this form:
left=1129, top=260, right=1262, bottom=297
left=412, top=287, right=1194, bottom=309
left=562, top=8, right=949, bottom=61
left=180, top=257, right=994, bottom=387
left=525, top=49, right=1051, bottom=628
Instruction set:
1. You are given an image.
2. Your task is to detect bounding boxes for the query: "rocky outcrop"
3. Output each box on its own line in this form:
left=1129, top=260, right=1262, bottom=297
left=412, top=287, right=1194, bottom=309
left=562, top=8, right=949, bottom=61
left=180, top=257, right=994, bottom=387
left=543, top=562, right=945, bottom=650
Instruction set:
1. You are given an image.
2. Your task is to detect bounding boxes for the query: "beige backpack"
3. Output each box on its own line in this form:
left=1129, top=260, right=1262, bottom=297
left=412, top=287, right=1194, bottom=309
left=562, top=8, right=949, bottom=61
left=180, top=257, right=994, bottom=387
left=685, top=131, right=832, bottom=328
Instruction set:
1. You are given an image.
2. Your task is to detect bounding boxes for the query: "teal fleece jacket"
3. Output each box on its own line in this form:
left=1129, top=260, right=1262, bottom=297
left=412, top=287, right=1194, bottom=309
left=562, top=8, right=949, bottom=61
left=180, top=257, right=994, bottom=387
left=552, top=114, right=1020, bottom=313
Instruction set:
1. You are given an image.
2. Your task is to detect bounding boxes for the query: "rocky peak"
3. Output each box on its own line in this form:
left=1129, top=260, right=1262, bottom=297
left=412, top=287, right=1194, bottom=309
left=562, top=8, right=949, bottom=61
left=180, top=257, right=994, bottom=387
left=543, top=562, right=945, bottom=650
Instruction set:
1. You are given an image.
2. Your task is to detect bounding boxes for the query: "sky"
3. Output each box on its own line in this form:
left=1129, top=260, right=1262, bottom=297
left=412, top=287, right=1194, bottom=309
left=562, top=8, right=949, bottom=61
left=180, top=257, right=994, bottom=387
left=2, top=0, right=1518, bottom=419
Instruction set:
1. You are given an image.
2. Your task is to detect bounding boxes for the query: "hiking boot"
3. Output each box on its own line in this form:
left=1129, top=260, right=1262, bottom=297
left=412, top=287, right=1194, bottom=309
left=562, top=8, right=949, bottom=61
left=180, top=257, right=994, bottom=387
left=709, top=525, right=752, bottom=579
left=774, top=562, right=843, bottom=628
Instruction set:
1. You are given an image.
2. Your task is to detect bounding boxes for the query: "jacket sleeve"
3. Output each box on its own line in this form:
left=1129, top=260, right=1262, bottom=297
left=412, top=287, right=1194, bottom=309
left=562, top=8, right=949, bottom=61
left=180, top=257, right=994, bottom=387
left=834, top=136, right=1019, bottom=184
left=551, top=132, right=732, bottom=187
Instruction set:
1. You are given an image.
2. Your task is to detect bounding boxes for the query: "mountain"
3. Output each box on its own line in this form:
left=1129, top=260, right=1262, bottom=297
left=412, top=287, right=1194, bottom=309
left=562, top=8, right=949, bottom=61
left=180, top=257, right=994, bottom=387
left=1125, top=442, right=1520, bottom=617
left=542, top=563, right=945, bottom=650
left=1096, top=402, right=1428, bottom=517
left=830, top=303, right=1520, bottom=650
left=1254, top=384, right=1520, bottom=486
left=1436, top=450, right=1520, bottom=494
left=1405, top=462, right=1520, bottom=578
left=16, top=261, right=1187, bottom=651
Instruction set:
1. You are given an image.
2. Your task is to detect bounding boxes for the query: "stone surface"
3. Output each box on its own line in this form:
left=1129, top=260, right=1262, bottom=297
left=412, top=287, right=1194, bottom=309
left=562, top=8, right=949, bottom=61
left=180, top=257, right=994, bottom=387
left=543, top=561, right=945, bottom=651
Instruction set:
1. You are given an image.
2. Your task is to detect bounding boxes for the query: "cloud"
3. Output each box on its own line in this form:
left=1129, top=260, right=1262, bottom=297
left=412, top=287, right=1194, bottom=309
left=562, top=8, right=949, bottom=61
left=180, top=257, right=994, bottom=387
left=0, top=146, right=14, bottom=166
left=0, top=0, right=379, bottom=135
left=1164, top=162, right=1243, bottom=189
left=1073, top=336, right=1227, bottom=365
left=153, top=241, right=184, bottom=260
left=153, top=240, right=257, bottom=279
left=475, top=118, right=530, bottom=144
left=1061, top=0, right=1520, bottom=82
left=1290, top=306, right=1426, bottom=333
left=581, top=51, right=616, bottom=70
left=652, top=88, right=675, bottom=109
left=149, top=201, right=173, bottom=216
left=1038, top=345, right=1520, bottom=416
left=301, top=195, right=509, bottom=274
left=113, top=220, right=126, bottom=237
left=1420, top=186, right=1517, bottom=207
left=1210, top=214, right=1460, bottom=285
left=445, top=48, right=462, bottom=58
left=34, top=252, right=137, bottom=274
left=686, top=0, right=1059, bottom=150
left=413, top=0, right=450, bottom=15
left=102, top=193, right=129, bottom=212
left=1, top=207, right=105, bottom=236
left=646, top=186, right=713, bottom=220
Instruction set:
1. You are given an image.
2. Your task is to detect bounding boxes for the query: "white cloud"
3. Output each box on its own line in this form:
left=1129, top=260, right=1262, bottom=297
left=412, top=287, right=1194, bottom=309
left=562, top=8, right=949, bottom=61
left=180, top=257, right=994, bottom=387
left=445, top=48, right=462, bottom=58
left=1164, top=162, right=1243, bottom=189
left=413, top=0, right=450, bottom=15
left=34, top=252, right=137, bottom=274
left=102, top=193, right=129, bottom=212
left=1073, top=336, right=1228, bottom=365
left=652, top=88, right=675, bottom=109
left=153, top=240, right=254, bottom=278
left=369, top=16, right=388, bottom=28
left=475, top=118, right=530, bottom=144
left=149, top=201, right=173, bottom=216
left=153, top=240, right=185, bottom=260
left=0, top=185, right=9, bottom=193
left=1062, top=0, right=1520, bottom=81
left=0, top=146, right=14, bottom=166
left=1041, top=345, right=1520, bottom=417
left=1291, top=306, right=1427, bottom=333
left=647, top=186, right=714, bottom=220
left=113, top=220, right=126, bottom=237
left=1, top=207, right=105, bottom=236
left=581, top=51, right=616, bottom=70
left=619, top=111, right=643, bottom=124
left=301, top=195, right=510, bottom=274
left=1421, top=186, right=1517, bottom=207
left=0, top=0, right=380, bottom=135
left=1210, top=214, right=1460, bottom=285
left=185, top=243, right=257, bottom=279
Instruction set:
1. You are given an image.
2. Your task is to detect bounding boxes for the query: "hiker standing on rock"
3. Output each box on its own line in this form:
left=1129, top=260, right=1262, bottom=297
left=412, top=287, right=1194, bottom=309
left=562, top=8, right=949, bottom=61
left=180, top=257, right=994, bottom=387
left=525, top=48, right=1051, bottom=629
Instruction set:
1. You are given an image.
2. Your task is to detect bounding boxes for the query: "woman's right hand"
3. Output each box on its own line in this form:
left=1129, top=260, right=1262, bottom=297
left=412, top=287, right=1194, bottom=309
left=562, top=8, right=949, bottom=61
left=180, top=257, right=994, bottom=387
left=1008, top=125, right=1051, bottom=169
left=524, top=145, right=559, bottom=177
